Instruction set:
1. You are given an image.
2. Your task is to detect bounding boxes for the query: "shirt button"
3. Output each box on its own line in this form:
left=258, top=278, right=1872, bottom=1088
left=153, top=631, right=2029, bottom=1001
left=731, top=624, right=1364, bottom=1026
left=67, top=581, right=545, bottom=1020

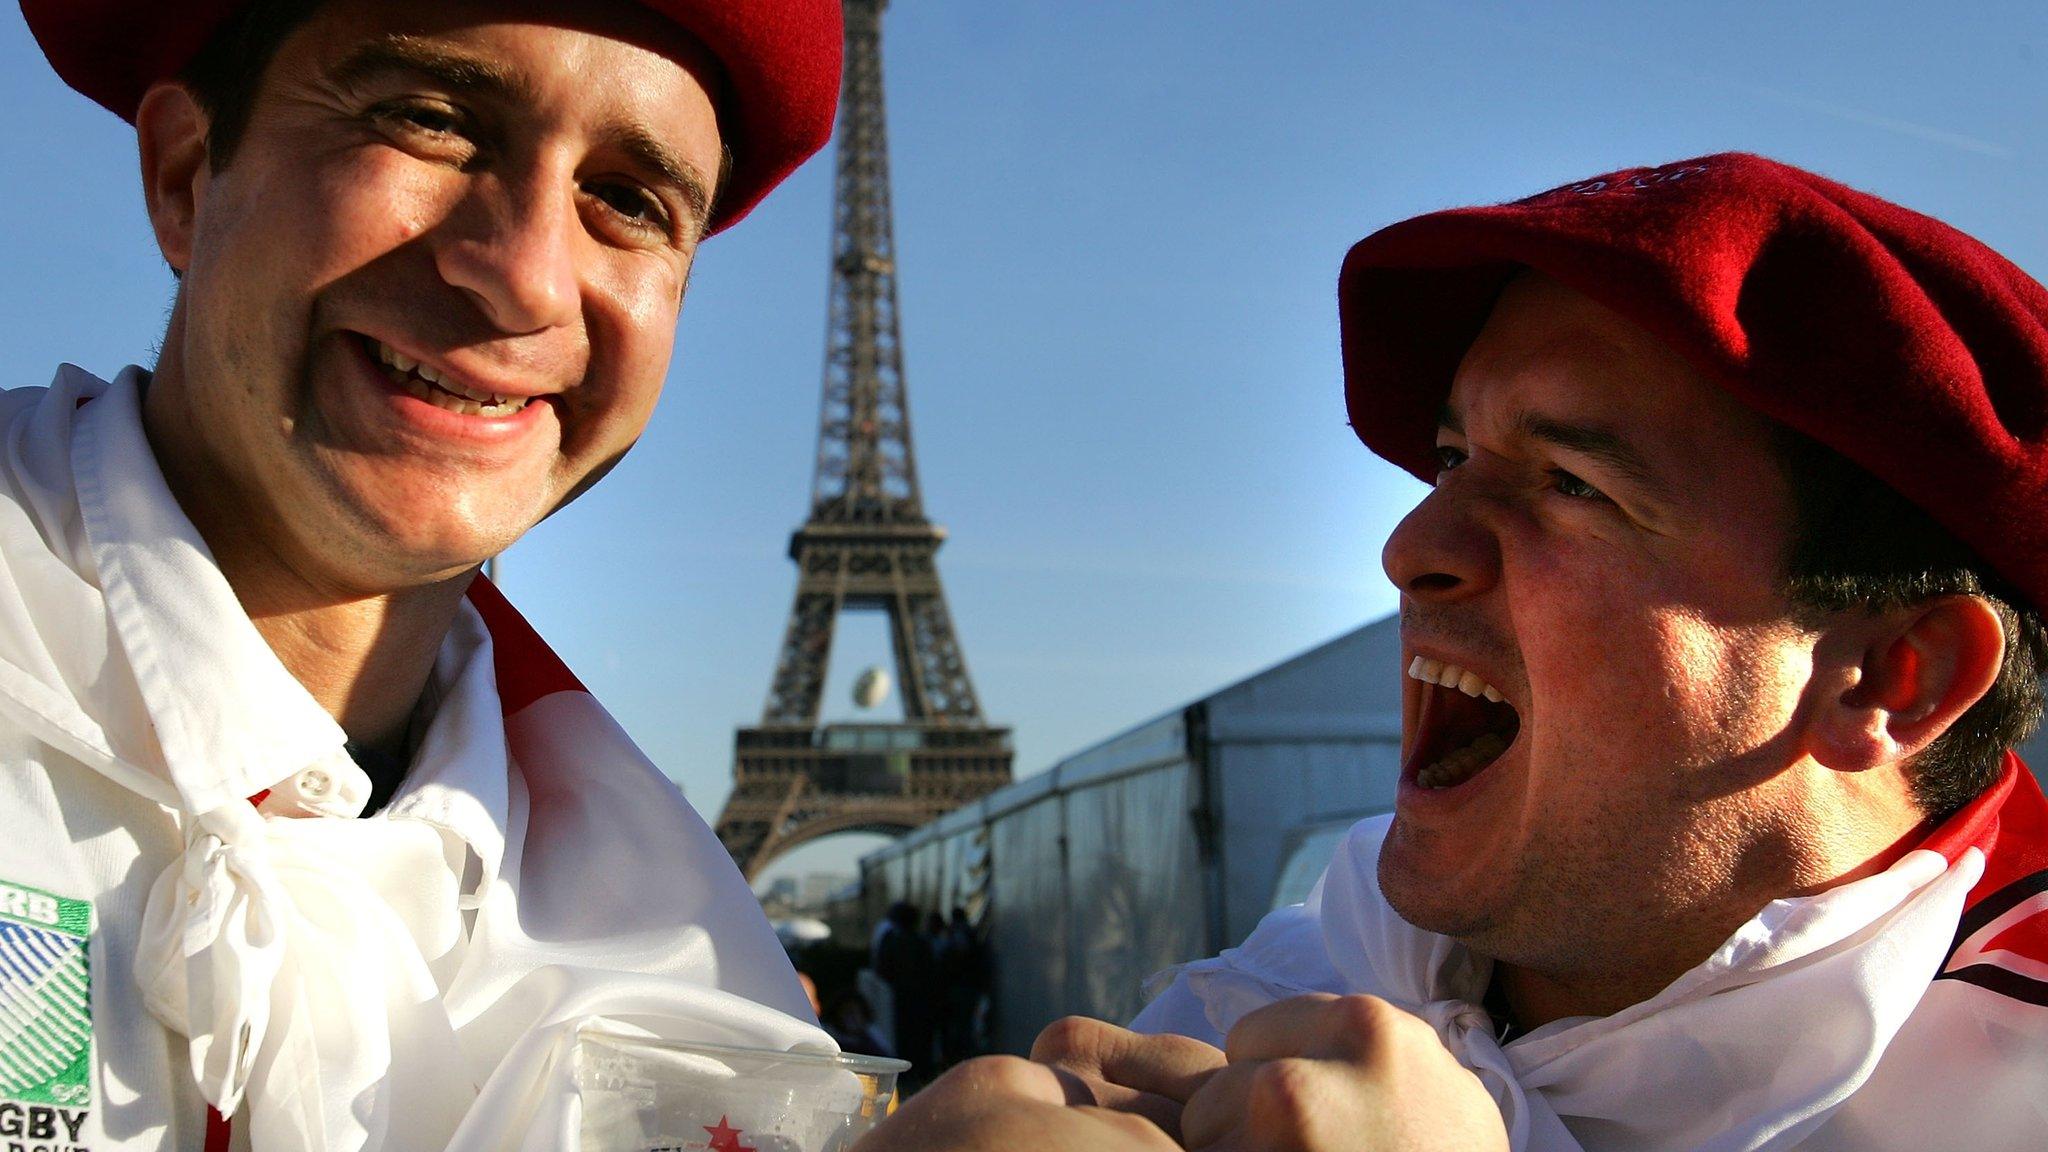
left=296, top=769, right=332, bottom=799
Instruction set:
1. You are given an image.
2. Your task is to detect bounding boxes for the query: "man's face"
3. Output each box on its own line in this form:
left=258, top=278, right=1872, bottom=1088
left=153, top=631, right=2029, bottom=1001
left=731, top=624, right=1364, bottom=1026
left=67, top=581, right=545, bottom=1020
left=1377, top=274, right=1818, bottom=975
left=147, top=0, right=724, bottom=591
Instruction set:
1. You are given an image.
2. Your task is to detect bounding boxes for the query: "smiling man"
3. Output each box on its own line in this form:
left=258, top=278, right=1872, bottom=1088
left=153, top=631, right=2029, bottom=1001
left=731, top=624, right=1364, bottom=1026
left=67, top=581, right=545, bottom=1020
left=2, top=1, right=838, bottom=1148
left=857, top=156, right=2048, bottom=1152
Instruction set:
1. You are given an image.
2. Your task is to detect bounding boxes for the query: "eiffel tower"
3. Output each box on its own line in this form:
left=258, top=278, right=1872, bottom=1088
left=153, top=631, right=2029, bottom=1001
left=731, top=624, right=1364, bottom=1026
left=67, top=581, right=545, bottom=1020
left=715, top=0, right=1013, bottom=881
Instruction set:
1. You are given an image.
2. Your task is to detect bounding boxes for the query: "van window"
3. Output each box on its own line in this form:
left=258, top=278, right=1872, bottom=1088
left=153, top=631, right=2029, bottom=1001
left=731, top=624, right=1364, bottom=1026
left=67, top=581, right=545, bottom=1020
left=1269, top=822, right=1360, bottom=911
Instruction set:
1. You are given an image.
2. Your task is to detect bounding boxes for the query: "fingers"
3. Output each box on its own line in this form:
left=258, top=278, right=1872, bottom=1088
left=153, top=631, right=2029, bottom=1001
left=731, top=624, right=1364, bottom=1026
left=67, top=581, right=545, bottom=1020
left=1066, top=1078, right=1195, bottom=1141
left=1182, top=995, right=1508, bottom=1152
left=1223, top=992, right=1422, bottom=1064
left=853, top=1057, right=1185, bottom=1152
left=931, top=1054, right=1076, bottom=1106
left=1031, top=1016, right=1228, bottom=1142
left=1183, top=1057, right=1363, bottom=1152
left=1033, top=1016, right=1227, bottom=1102
left=1178, top=1059, right=1257, bottom=1151
left=1064, top=1105, right=1188, bottom=1152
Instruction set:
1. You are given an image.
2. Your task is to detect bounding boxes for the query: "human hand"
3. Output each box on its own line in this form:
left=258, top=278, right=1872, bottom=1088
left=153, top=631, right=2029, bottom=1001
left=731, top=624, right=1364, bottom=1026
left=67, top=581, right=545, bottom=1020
left=1181, top=993, right=1508, bottom=1152
left=1028, top=1015, right=1227, bottom=1140
left=850, top=1054, right=1183, bottom=1152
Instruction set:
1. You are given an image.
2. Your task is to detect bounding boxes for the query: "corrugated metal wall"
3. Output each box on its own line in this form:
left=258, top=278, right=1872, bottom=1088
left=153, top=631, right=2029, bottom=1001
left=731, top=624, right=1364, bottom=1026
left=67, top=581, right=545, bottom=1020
left=1064, top=763, right=1208, bottom=1029
left=986, top=795, right=1069, bottom=1052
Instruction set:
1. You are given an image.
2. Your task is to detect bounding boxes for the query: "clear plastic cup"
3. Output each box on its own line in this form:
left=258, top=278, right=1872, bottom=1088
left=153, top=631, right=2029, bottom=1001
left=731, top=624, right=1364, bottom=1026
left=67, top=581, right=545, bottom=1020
left=574, top=1026, right=910, bottom=1152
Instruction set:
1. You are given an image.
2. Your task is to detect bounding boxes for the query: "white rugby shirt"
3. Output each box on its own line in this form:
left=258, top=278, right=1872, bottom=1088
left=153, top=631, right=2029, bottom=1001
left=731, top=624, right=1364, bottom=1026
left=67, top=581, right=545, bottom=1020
left=0, top=366, right=829, bottom=1151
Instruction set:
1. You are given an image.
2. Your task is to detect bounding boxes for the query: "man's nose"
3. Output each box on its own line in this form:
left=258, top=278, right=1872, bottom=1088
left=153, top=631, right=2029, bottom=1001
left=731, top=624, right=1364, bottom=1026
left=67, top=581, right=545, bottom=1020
left=1381, top=479, right=1500, bottom=602
left=434, top=173, right=581, bottom=335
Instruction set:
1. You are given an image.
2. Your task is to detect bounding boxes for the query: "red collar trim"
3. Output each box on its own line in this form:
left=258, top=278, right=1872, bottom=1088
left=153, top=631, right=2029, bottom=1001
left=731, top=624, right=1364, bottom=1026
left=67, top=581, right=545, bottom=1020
left=464, top=574, right=586, bottom=717
left=1915, top=754, right=2019, bottom=865
left=1913, top=752, right=2048, bottom=911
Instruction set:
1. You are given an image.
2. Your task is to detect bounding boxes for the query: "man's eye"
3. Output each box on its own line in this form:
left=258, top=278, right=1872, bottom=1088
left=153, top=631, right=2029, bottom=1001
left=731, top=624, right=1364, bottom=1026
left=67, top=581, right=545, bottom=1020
left=1434, top=444, right=1467, bottom=474
left=585, top=182, right=670, bottom=232
left=1551, top=468, right=1608, bottom=502
left=369, top=102, right=481, bottom=167
left=402, top=108, right=459, bottom=134
left=378, top=101, right=467, bottom=136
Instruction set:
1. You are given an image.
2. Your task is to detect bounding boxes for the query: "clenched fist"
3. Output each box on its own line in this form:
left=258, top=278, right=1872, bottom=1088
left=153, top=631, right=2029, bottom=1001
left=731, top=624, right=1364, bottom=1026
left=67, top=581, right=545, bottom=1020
left=850, top=1054, right=1183, bottom=1152
left=1182, top=994, right=1508, bottom=1152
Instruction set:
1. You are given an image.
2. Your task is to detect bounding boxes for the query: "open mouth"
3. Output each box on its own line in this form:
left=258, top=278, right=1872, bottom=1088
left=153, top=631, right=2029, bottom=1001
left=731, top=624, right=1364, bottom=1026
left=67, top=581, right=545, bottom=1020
left=362, top=335, right=531, bottom=418
left=1406, top=656, right=1522, bottom=790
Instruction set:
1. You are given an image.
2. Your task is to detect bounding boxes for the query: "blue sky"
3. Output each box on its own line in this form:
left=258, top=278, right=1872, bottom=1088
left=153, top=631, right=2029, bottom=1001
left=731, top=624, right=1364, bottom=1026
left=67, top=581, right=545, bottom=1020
left=3, top=2, right=2045, bottom=883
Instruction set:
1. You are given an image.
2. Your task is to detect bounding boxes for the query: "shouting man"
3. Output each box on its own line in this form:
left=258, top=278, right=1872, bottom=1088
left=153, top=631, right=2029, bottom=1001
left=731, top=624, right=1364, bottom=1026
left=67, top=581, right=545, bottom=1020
left=4, top=1, right=839, bottom=1148
left=861, top=156, right=2048, bottom=1151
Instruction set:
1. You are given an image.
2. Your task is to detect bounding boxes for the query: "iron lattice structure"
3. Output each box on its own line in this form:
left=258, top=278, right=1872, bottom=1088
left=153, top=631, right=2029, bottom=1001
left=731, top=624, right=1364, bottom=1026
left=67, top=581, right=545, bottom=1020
left=716, top=0, right=1012, bottom=880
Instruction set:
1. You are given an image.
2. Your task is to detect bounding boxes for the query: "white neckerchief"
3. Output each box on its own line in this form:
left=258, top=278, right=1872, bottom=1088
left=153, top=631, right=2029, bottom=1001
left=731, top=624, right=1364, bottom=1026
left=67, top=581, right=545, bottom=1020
left=0, top=366, right=826, bottom=1150
left=1170, top=814, right=1982, bottom=1152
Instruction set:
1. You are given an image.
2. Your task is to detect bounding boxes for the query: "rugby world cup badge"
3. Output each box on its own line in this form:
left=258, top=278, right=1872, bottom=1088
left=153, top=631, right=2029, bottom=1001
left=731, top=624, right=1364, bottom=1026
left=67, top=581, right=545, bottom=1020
left=0, top=879, right=93, bottom=1150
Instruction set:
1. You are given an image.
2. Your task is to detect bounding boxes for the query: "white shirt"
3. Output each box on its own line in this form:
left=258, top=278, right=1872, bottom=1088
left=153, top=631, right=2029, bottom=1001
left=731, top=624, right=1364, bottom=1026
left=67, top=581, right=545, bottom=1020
left=0, top=366, right=828, bottom=1150
left=1134, top=760, right=2048, bottom=1150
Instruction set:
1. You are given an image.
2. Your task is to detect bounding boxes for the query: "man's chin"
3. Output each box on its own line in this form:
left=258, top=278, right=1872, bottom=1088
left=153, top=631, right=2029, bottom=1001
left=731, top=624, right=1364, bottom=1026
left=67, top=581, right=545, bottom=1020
left=1376, top=825, right=1496, bottom=940
left=303, top=506, right=534, bottom=593
left=316, top=474, right=549, bottom=580
left=368, top=528, right=525, bottom=585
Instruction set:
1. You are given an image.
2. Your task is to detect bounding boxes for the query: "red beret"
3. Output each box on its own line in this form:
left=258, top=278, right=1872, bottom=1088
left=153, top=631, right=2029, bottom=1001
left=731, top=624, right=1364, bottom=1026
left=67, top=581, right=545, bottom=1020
left=1341, top=152, right=2048, bottom=610
left=18, top=0, right=842, bottom=233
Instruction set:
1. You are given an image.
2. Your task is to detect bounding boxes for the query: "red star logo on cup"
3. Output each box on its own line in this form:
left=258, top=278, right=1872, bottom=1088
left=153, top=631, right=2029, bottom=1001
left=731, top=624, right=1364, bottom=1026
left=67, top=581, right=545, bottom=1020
left=703, top=1115, right=756, bottom=1152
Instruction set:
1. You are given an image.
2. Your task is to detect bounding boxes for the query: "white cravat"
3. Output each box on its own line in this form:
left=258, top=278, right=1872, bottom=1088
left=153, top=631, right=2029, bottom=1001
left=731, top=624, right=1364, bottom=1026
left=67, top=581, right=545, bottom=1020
left=1163, top=814, right=1980, bottom=1152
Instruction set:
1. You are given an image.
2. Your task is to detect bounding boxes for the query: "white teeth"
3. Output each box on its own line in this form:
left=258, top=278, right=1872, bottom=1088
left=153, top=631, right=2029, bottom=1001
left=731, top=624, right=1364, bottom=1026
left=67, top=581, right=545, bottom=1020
left=1407, top=656, right=1506, bottom=705
left=375, top=343, right=418, bottom=374
left=395, top=372, right=525, bottom=417
left=429, top=368, right=508, bottom=405
left=374, top=339, right=529, bottom=415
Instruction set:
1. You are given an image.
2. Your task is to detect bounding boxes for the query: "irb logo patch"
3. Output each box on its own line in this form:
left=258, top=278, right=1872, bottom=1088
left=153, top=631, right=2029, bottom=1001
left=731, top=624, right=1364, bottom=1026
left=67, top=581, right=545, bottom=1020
left=0, top=879, right=92, bottom=1113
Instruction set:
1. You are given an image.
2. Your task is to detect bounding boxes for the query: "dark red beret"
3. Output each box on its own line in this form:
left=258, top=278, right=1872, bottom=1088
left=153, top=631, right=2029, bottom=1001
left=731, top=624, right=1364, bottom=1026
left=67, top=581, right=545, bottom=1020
left=18, top=0, right=842, bottom=233
left=1341, top=152, right=2048, bottom=610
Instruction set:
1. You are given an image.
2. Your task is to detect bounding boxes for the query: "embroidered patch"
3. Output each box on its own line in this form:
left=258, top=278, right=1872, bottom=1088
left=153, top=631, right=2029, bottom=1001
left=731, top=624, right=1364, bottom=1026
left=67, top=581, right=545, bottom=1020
left=0, top=878, right=93, bottom=1128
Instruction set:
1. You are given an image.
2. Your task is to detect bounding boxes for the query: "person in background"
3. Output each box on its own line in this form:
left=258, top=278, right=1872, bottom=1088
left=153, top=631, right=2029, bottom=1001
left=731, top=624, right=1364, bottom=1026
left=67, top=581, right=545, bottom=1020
left=824, top=991, right=895, bottom=1061
left=875, top=901, right=938, bottom=1082
left=922, top=908, right=954, bottom=1066
left=936, top=906, right=988, bottom=1066
left=872, top=898, right=912, bottom=962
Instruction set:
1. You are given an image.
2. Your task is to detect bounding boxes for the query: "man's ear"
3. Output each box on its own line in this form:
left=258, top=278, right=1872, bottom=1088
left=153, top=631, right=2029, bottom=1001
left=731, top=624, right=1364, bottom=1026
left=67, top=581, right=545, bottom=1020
left=135, top=82, right=212, bottom=275
left=1808, top=596, right=2005, bottom=773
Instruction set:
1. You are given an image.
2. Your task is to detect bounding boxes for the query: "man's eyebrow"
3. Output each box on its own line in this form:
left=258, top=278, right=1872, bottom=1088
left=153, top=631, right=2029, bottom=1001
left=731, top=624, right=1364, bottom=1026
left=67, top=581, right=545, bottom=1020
left=330, top=36, right=538, bottom=106
left=1515, top=412, right=1664, bottom=491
